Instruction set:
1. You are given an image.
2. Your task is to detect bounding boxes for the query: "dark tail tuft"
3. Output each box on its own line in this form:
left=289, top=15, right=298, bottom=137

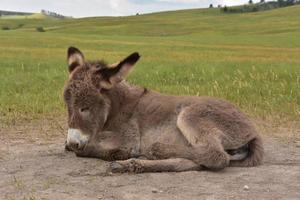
left=230, top=136, right=264, bottom=167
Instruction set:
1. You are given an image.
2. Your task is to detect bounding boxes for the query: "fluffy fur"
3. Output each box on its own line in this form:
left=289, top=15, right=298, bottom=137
left=64, top=47, right=264, bottom=173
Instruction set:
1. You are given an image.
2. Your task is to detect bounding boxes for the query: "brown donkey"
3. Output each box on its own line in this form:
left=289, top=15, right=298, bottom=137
left=64, top=47, right=264, bottom=173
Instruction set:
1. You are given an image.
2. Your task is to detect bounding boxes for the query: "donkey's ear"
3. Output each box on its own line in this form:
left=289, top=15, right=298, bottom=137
left=67, top=47, right=85, bottom=73
left=99, top=52, right=140, bottom=89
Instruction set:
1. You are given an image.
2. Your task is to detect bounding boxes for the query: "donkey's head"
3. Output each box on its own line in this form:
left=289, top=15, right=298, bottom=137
left=64, top=47, right=140, bottom=150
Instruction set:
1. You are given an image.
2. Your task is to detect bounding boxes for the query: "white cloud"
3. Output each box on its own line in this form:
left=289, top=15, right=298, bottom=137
left=0, top=0, right=260, bottom=17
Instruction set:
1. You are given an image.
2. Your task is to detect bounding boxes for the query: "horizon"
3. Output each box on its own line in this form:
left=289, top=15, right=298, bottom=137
left=0, top=0, right=266, bottom=18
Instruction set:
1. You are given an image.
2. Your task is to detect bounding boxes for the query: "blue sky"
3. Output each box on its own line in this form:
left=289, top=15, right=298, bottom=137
left=0, top=0, right=262, bottom=18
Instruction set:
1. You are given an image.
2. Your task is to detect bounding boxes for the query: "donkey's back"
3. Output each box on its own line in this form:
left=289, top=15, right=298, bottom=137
left=131, top=89, right=263, bottom=170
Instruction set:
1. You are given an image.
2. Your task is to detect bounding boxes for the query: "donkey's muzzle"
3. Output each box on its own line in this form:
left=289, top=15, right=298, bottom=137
left=66, top=129, right=89, bottom=151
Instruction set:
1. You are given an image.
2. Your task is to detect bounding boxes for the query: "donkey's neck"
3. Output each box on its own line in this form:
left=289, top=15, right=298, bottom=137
left=112, top=81, right=145, bottom=102
left=105, top=81, right=146, bottom=117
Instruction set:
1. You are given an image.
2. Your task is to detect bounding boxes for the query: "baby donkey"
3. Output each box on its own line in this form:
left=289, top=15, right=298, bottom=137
left=64, top=47, right=264, bottom=173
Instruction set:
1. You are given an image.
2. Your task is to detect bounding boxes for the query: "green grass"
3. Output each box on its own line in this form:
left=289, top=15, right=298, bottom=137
left=0, top=6, right=300, bottom=124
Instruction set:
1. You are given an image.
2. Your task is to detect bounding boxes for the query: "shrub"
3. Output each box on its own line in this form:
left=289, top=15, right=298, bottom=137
left=1, top=26, right=10, bottom=30
left=36, top=27, right=45, bottom=32
left=17, top=24, right=24, bottom=28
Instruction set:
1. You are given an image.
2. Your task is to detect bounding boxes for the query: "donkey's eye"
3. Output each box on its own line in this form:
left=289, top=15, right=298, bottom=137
left=79, top=107, right=89, bottom=113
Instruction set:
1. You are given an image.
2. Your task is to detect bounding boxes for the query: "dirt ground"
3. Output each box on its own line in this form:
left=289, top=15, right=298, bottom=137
left=0, top=119, right=299, bottom=200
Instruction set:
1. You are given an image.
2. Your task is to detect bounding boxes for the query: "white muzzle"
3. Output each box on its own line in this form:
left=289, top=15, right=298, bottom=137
left=67, top=129, right=89, bottom=149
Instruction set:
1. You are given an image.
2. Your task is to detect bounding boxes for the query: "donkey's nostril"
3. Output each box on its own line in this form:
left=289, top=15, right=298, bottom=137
left=68, top=141, right=81, bottom=151
left=71, top=141, right=87, bottom=151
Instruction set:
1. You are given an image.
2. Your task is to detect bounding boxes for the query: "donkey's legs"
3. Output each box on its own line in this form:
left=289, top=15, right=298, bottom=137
left=177, top=106, right=225, bottom=147
left=176, top=107, right=230, bottom=170
left=73, top=136, right=131, bottom=160
left=149, top=142, right=229, bottom=171
left=110, top=158, right=202, bottom=173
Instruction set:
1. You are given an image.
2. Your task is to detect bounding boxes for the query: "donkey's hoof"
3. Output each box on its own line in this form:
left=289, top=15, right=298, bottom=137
left=110, top=162, right=125, bottom=173
left=128, top=158, right=143, bottom=173
left=109, top=159, right=143, bottom=173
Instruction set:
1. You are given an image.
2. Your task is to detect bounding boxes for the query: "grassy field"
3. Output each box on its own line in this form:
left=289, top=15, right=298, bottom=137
left=0, top=6, right=300, bottom=125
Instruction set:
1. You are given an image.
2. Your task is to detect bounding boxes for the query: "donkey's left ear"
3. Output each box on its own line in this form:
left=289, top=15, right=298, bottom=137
left=99, top=52, right=140, bottom=89
left=67, top=47, right=85, bottom=73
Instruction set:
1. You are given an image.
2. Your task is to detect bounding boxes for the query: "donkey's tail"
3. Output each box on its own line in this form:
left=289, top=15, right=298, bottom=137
left=230, top=136, right=264, bottom=167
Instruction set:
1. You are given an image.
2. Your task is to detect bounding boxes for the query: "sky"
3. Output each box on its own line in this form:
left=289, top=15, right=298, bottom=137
left=0, top=0, right=263, bottom=18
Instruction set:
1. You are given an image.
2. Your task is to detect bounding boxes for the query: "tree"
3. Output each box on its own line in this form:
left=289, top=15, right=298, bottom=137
left=209, top=4, right=214, bottom=8
left=223, top=5, right=228, bottom=12
left=260, top=0, right=265, bottom=3
left=249, top=0, right=253, bottom=4
left=286, top=0, right=296, bottom=5
left=277, top=0, right=285, bottom=6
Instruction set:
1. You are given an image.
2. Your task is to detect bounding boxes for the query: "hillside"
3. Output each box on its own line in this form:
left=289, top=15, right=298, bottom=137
left=0, top=5, right=299, bottom=123
left=0, top=9, right=69, bottom=20
left=0, top=10, right=33, bottom=16
left=1, top=5, right=300, bottom=37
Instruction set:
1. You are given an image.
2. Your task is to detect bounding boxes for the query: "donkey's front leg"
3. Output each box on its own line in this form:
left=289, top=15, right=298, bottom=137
left=72, top=132, right=131, bottom=160
left=74, top=141, right=129, bottom=160
left=110, top=158, right=202, bottom=173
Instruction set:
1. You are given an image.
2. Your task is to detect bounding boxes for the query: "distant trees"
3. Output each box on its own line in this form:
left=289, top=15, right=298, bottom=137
left=277, top=0, right=285, bottom=6
left=221, top=0, right=300, bottom=13
left=277, top=0, right=299, bottom=6
left=209, top=4, right=214, bottom=8
left=223, top=6, right=228, bottom=12
left=287, top=0, right=296, bottom=4
left=41, top=10, right=66, bottom=19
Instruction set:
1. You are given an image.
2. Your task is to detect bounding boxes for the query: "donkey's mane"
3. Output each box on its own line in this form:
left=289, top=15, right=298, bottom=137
left=88, top=60, right=108, bottom=69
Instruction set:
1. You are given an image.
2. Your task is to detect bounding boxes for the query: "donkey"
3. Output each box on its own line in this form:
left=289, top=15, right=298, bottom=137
left=64, top=47, right=264, bottom=173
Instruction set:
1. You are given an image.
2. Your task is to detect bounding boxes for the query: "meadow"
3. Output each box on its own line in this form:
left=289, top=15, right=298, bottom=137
left=0, top=6, right=300, bottom=125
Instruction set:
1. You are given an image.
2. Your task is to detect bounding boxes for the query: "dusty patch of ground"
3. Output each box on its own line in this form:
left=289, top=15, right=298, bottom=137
left=0, top=119, right=300, bottom=200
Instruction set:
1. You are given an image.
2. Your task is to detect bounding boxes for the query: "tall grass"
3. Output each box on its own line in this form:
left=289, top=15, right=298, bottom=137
left=0, top=6, right=300, bottom=124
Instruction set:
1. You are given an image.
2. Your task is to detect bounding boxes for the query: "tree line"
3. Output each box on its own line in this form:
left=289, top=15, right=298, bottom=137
left=41, top=10, right=69, bottom=19
left=208, top=0, right=300, bottom=13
